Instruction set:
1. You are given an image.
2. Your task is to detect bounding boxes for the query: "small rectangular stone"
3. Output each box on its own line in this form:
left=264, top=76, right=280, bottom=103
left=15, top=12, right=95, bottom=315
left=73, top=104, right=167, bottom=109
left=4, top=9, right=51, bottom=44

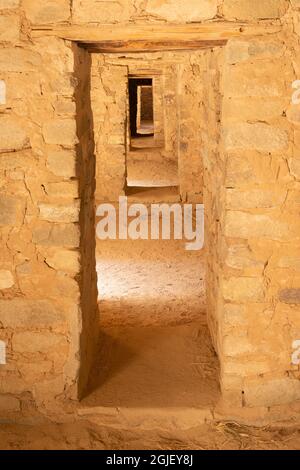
left=223, top=277, right=265, bottom=302
left=223, top=123, right=289, bottom=153
left=0, top=117, right=30, bottom=153
left=43, top=119, right=78, bottom=146
left=0, top=15, right=19, bottom=42
left=39, top=202, right=80, bottom=223
left=13, top=331, right=67, bottom=353
left=0, top=300, right=65, bottom=328
left=279, top=288, right=300, bottom=304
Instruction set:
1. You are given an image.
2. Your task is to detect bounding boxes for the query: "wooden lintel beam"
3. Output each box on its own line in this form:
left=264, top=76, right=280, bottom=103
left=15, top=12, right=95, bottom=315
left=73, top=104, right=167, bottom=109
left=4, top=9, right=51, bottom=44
left=80, top=39, right=227, bottom=53
left=31, top=23, right=281, bottom=51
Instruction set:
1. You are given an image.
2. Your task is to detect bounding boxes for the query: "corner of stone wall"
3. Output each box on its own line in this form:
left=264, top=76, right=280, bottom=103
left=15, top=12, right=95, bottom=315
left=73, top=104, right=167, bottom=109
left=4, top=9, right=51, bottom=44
left=218, top=25, right=300, bottom=410
left=0, top=12, right=98, bottom=413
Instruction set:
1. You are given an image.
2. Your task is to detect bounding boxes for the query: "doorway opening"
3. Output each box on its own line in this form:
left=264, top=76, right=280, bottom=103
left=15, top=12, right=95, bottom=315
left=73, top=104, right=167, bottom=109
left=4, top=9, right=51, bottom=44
left=129, top=78, right=154, bottom=139
left=81, top=48, right=221, bottom=416
left=126, top=73, right=179, bottom=192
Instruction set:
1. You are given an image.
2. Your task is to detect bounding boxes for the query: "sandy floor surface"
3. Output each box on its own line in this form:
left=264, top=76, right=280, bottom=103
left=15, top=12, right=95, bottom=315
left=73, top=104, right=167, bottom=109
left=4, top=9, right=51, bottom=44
left=96, top=237, right=206, bottom=327
left=1, top=420, right=300, bottom=450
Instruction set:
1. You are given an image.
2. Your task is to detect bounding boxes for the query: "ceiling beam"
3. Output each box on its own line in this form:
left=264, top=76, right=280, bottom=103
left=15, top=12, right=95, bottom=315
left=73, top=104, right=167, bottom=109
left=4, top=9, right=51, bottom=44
left=31, top=22, right=281, bottom=52
left=80, top=39, right=227, bottom=53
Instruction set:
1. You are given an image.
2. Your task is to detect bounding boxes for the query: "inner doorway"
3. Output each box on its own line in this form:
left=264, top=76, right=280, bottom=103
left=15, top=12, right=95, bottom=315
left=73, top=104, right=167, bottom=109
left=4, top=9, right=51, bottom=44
left=126, top=72, right=179, bottom=191
left=129, top=77, right=154, bottom=138
left=81, top=48, right=220, bottom=414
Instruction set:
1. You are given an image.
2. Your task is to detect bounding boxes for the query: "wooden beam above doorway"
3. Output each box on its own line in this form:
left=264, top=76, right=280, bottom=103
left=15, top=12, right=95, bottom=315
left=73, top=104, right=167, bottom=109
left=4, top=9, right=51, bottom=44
left=80, top=39, right=228, bottom=53
left=31, top=22, right=281, bottom=53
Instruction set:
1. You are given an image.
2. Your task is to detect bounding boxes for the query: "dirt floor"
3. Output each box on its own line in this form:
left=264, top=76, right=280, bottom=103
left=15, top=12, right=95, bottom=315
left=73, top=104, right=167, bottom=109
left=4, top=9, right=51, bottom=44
left=127, top=137, right=179, bottom=187
left=96, top=237, right=206, bottom=327
left=127, top=157, right=179, bottom=187
left=81, top=234, right=218, bottom=413
left=1, top=420, right=300, bottom=450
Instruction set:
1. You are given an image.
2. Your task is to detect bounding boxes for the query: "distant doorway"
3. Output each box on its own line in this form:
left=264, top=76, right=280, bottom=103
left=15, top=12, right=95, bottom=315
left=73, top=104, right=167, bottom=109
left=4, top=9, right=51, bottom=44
left=128, top=78, right=154, bottom=139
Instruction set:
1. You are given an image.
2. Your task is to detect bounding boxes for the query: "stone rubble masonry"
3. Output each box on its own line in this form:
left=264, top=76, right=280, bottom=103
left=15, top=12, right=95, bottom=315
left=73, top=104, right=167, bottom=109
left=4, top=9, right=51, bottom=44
left=202, top=1, right=300, bottom=410
left=0, top=0, right=299, bottom=418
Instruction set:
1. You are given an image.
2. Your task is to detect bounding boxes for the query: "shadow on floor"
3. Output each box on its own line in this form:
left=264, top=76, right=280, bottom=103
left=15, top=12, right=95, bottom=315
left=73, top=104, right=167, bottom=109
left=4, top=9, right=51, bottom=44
left=82, top=323, right=220, bottom=409
left=98, top=297, right=207, bottom=328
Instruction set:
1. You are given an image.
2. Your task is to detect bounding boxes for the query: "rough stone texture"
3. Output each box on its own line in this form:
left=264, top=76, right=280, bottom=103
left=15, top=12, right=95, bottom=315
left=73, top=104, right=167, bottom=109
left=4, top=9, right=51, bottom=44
left=0, top=300, right=65, bottom=328
left=22, top=0, right=70, bottom=23
left=0, top=270, right=14, bottom=289
left=32, top=222, right=80, bottom=247
left=39, top=203, right=80, bottom=223
left=72, top=0, right=133, bottom=24
left=225, top=189, right=287, bottom=209
left=244, top=378, right=300, bottom=407
left=145, top=0, right=218, bottom=22
left=0, top=117, right=30, bottom=152
left=91, top=58, right=127, bottom=201
left=172, top=2, right=297, bottom=411
left=0, top=48, right=41, bottom=72
left=43, top=120, right=78, bottom=146
left=279, top=289, right=300, bottom=304
left=223, top=277, right=265, bottom=303
left=45, top=250, right=80, bottom=274
left=223, top=123, right=289, bottom=153
left=0, top=0, right=20, bottom=8
left=0, top=195, right=24, bottom=226
left=46, top=150, right=77, bottom=178
left=224, top=212, right=290, bottom=240
left=201, top=47, right=224, bottom=360
left=222, top=0, right=289, bottom=20
left=0, top=15, right=19, bottom=42
left=0, top=34, right=97, bottom=407
left=0, top=395, right=20, bottom=412
left=225, top=245, right=265, bottom=271
left=13, top=331, right=67, bottom=353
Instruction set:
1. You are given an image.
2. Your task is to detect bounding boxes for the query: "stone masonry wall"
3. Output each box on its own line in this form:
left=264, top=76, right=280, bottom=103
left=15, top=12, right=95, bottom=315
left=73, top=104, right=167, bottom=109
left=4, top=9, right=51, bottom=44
left=178, top=52, right=205, bottom=202
left=91, top=55, right=128, bottom=201
left=201, top=47, right=224, bottom=361
left=0, top=7, right=97, bottom=414
left=223, top=28, right=300, bottom=410
left=209, top=7, right=300, bottom=409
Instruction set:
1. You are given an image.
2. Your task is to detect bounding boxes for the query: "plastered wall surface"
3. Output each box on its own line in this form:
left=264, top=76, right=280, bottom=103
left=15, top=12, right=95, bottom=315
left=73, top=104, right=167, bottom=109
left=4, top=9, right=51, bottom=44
left=0, top=0, right=299, bottom=419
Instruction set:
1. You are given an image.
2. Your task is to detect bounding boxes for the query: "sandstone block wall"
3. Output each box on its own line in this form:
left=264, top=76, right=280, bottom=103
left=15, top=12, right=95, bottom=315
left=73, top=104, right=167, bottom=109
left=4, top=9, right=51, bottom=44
left=219, top=25, right=300, bottom=408
left=0, top=8, right=98, bottom=413
left=204, top=6, right=300, bottom=408
left=91, top=55, right=128, bottom=201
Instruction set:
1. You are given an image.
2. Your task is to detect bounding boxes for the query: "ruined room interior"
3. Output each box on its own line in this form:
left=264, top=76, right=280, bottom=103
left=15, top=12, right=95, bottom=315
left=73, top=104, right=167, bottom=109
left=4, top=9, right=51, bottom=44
left=1, top=0, right=300, bottom=451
